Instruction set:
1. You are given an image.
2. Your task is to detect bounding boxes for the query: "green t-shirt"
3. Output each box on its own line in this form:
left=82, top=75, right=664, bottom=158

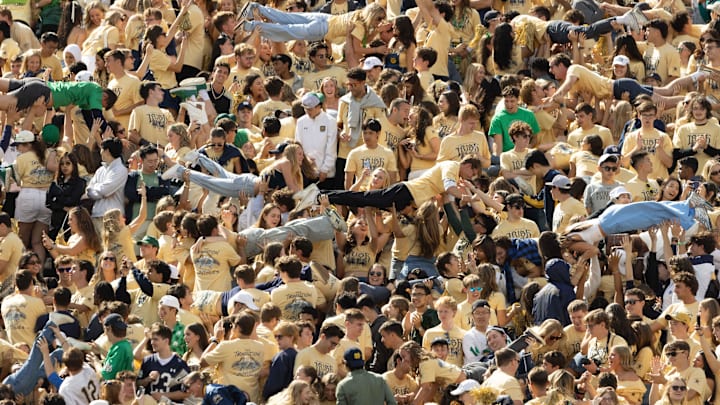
left=39, top=0, right=61, bottom=27
left=102, top=339, right=134, bottom=380
left=488, top=107, right=541, bottom=153
left=48, top=81, right=104, bottom=110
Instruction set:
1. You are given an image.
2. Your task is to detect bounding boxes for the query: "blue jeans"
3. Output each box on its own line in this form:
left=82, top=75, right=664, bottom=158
left=179, top=155, right=258, bottom=197
left=240, top=216, right=335, bottom=257
left=244, top=3, right=330, bottom=42
left=3, top=323, right=63, bottom=396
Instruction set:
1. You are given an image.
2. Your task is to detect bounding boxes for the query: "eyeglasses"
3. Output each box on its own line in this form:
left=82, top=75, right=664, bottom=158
left=666, top=350, right=685, bottom=357
left=469, top=287, right=482, bottom=292
left=671, top=385, right=687, bottom=392
left=369, top=271, right=383, bottom=277
left=102, top=257, right=116, bottom=261
left=601, top=166, right=618, bottom=172
left=624, top=299, right=639, bottom=305
left=58, top=267, right=72, bottom=273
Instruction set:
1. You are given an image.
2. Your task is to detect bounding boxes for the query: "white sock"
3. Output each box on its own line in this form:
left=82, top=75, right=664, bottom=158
left=691, top=71, right=709, bottom=80
left=615, top=14, right=630, bottom=25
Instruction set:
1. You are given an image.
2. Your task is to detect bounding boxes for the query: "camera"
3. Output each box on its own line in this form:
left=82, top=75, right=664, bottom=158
left=403, top=142, right=415, bottom=150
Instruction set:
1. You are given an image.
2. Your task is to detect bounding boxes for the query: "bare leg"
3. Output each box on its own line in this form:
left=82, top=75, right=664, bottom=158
left=17, top=222, right=33, bottom=251
left=654, top=76, right=696, bottom=96
left=31, top=222, right=48, bottom=264
left=0, top=78, right=11, bottom=92
left=650, top=94, right=685, bottom=108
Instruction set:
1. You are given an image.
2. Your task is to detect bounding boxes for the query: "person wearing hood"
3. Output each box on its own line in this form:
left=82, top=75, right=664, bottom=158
left=62, top=44, right=82, bottom=78
left=532, top=258, right=581, bottom=327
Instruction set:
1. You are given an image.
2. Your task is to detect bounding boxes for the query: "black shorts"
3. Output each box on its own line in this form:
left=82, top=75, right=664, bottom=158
left=8, top=79, right=51, bottom=111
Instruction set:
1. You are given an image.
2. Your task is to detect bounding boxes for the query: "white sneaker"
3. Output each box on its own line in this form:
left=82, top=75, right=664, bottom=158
left=324, top=207, right=348, bottom=233
left=180, top=102, right=209, bottom=125
left=182, top=150, right=200, bottom=166
left=162, top=163, right=183, bottom=180
left=48, top=312, right=75, bottom=326
left=65, top=337, right=93, bottom=351
left=294, top=183, right=320, bottom=212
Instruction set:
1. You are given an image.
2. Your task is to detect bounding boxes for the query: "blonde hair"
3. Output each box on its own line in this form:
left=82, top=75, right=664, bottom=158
left=274, top=321, right=299, bottom=344
left=21, top=49, right=41, bottom=74
left=358, top=3, right=385, bottom=33
left=611, top=345, right=633, bottom=372
left=435, top=296, right=458, bottom=313
left=701, top=159, right=720, bottom=183
left=168, top=123, right=191, bottom=149
left=83, top=1, right=106, bottom=31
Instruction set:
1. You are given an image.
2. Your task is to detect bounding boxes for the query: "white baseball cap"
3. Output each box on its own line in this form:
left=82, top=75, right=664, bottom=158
left=75, top=70, right=94, bottom=82
left=228, top=290, right=259, bottom=311
left=362, top=56, right=384, bottom=71
left=612, top=55, right=630, bottom=66
left=159, top=295, right=180, bottom=310
left=450, top=379, right=481, bottom=396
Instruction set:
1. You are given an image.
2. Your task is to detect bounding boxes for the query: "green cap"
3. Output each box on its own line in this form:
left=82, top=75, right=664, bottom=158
left=136, top=235, right=159, bottom=248
left=41, top=124, right=60, bottom=145
left=234, top=129, right=250, bottom=148
left=214, top=113, right=237, bottom=125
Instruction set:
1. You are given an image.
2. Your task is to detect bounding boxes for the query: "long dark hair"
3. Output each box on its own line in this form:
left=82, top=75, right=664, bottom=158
left=391, top=16, right=415, bottom=49
left=57, top=1, right=83, bottom=49
left=243, top=73, right=263, bottom=97
left=185, top=323, right=209, bottom=351
left=209, top=34, right=232, bottom=72
left=412, top=107, right=433, bottom=146
left=493, top=23, right=515, bottom=71
left=56, top=152, right=80, bottom=182
left=440, top=91, right=461, bottom=117
left=614, top=34, right=644, bottom=62
left=27, top=139, right=47, bottom=165
left=401, top=72, right=424, bottom=106
left=71, top=207, right=102, bottom=253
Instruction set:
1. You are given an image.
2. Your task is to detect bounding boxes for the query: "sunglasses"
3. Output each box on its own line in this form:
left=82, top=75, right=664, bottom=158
left=469, top=287, right=482, bottom=292
left=671, top=386, right=687, bottom=392
left=547, top=335, right=562, bottom=342
left=102, top=257, right=116, bottom=261
left=27, top=260, right=40, bottom=265
left=369, top=271, right=383, bottom=277
left=624, top=299, right=639, bottom=305
left=58, top=267, right=73, bottom=273
left=666, top=351, right=685, bottom=357
left=274, top=335, right=284, bottom=340
left=711, top=171, right=720, bottom=176
left=211, top=143, right=224, bottom=147
left=601, top=166, right=618, bottom=172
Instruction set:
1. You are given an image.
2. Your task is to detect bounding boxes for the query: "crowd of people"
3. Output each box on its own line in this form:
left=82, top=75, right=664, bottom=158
left=1, top=0, right=720, bottom=403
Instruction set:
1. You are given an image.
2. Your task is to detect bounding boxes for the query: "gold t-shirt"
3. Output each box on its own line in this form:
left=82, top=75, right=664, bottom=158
left=203, top=338, right=272, bottom=403
left=148, top=49, right=178, bottom=89
left=566, top=65, right=613, bottom=99
left=15, top=151, right=53, bottom=188
left=404, top=161, right=460, bottom=205
left=1, top=293, right=47, bottom=345
left=294, top=345, right=336, bottom=377
left=566, top=125, right=614, bottom=150
left=128, top=105, right=175, bottom=147
left=621, top=128, right=673, bottom=181
left=437, top=131, right=491, bottom=162
left=191, top=240, right=241, bottom=292
left=270, top=281, right=319, bottom=321
left=422, top=325, right=466, bottom=367
left=345, top=144, right=398, bottom=188
left=108, top=74, right=143, bottom=131
left=673, top=120, right=720, bottom=174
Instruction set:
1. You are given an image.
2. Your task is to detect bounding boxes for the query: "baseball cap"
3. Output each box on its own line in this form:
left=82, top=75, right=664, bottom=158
left=159, top=295, right=180, bottom=310
left=103, top=313, right=127, bottom=330
left=546, top=175, right=571, bottom=189
left=598, top=153, right=619, bottom=165
left=483, top=10, right=500, bottom=26
left=472, top=299, right=490, bottom=312
left=665, top=310, right=693, bottom=328
left=301, top=92, right=322, bottom=108
left=136, top=235, right=159, bottom=248
left=362, top=56, right=384, bottom=71
left=604, top=145, right=621, bottom=155
left=343, top=347, right=365, bottom=368
left=612, top=55, right=630, bottom=66
left=450, top=379, right=481, bottom=396
left=647, top=73, right=662, bottom=82
left=234, top=129, right=250, bottom=148
left=228, top=290, right=259, bottom=310
left=609, top=186, right=631, bottom=200
left=169, top=264, right=180, bottom=279
left=214, top=113, right=236, bottom=125
left=42, top=124, right=60, bottom=145
left=430, top=337, right=449, bottom=347
left=236, top=101, right=253, bottom=111
left=269, top=141, right=290, bottom=155
left=75, top=70, right=93, bottom=82
left=11, top=130, right=34, bottom=146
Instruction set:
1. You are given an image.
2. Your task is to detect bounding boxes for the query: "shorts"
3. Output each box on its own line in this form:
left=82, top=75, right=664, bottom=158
left=191, top=290, right=222, bottom=316
left=8, top=79, right=51, bottom=111
left=613, top=78, right=653, bottom=101
left=15, top=188, right=51, bottom=224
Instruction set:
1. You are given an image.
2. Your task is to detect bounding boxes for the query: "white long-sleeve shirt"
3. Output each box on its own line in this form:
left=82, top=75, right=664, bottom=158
left=295, top=111, right=338, bottom=177
left=86, top=157, right=128, bottom=218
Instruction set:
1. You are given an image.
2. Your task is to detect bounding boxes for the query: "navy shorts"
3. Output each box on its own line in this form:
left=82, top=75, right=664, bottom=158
left=613, top=78, right=653, bottom=101
left=7, top=79, right=51, bottom=111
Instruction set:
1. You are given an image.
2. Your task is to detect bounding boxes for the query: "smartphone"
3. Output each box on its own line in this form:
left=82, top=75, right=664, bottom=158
left=697, top=314, right=701, bottom=327
left=363, top=160, right=371, bottom=170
